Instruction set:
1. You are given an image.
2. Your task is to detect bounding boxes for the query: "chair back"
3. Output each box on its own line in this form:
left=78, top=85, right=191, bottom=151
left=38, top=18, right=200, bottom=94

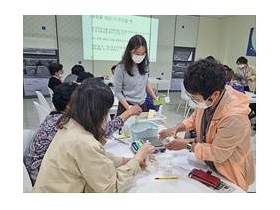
left=180, top=82, right=190, bottom=101
left=35, top=90, right=51, bottom=112
left=33, top=101, right=49, bottom=124
left=23, top=129, right=35, bottom=193
left=47, top=87, right=54, bottom=104
left=23, top=129, right=35, bottom=159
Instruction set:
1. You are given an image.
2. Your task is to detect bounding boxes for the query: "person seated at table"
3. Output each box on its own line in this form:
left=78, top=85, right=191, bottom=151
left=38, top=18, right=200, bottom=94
left=159, top=59, right=255, bottom=191
left=25, top=80, right=142, bottom=186
left=48, top=63, right=64, bottom=92
left=34, top=79, right=154, bottom=192
left=76, top=71, right=94, bottom=83
left=64, top=64, right=85, bottom=83
left=225, top=73, right=255, bottom=122
left=235, top=56, right=256, bottom=93
left=224, top=65, right=245, bottom=93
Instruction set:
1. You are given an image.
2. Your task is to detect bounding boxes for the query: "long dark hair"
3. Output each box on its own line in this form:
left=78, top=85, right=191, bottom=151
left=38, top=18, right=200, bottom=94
left=120, top=34, right=149, bottom=76
left=59, top=79, right=114, bottom=143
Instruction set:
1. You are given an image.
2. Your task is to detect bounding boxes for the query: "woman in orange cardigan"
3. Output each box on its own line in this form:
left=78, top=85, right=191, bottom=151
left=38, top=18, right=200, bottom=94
left=159, top=59, right=255, bottom=191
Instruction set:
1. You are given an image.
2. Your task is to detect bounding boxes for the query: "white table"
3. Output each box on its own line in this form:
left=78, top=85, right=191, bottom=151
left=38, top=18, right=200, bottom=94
left=245, top=91, right=256, bottom=103
left=104, top=137, right=245, bottom=193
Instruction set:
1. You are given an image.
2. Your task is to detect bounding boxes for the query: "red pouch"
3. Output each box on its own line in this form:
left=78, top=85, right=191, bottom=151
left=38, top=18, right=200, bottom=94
left=188, top=168, right=221, bottom=189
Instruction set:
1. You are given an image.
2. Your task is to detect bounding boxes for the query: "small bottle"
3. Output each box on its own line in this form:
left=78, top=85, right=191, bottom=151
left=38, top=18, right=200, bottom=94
left=158, top=105, right=162, bottom=117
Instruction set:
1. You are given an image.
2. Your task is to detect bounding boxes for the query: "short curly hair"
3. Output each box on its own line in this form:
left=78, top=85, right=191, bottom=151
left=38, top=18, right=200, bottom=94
left=183, top=59, right=226, bottom=100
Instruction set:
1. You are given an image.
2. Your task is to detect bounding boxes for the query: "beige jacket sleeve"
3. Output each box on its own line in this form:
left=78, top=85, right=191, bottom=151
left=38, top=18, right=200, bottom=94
left=75, top=138, right=141, bottom=193
left=106, top=152, right=124, bottom=167
left=194, top=116, right=249, bottom=163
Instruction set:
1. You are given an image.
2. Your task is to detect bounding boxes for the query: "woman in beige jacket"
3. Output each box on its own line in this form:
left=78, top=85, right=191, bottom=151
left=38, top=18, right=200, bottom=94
left=236, top=56, right=256, bottom=92
left=159, top=59, right=255, bottom=191
left=34, top=79, right=154, bottom=193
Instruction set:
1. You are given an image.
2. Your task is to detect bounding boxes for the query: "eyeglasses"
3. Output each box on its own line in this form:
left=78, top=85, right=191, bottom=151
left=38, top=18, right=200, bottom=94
left=185, top=91, right=199, bottom=104
left=185, top=90, right=211, bottom=104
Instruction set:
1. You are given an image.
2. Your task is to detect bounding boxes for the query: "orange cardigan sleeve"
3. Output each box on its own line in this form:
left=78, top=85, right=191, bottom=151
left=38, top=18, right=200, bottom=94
left=181, top=109, right=197, bottom=132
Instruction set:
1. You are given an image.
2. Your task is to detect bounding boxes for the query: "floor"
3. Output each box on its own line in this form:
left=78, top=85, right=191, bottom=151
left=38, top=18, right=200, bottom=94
left=23, top=91, right=256, bottom=192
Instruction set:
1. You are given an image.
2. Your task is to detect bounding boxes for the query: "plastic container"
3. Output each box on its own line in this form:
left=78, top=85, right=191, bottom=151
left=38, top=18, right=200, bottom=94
left=130, top=121, right=159, bottom=141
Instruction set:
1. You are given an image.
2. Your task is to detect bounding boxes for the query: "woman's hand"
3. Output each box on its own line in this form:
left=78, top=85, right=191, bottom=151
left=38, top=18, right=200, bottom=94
left=127, top=105, right=142, bottom=116
left=159, top=127, right=178, bottom=140
left=164, top=138, right=189, bottom=151
left=135, top=142, right=154, bottom=165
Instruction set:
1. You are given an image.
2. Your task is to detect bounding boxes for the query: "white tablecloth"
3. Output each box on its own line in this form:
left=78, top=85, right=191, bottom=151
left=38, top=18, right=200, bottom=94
left=104, top=137, right=245, bottom=193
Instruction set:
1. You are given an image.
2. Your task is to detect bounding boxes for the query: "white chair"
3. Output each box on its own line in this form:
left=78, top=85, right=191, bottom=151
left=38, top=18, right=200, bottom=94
left=176, top=83, right=195, bottom=118
left=47, top=87, right=54, bottom=104
left=109, top=96, right=119, bottom=118
left=33, top=101, right=49, bottom=124
left=177, top=83, right=190, bottom=117
left=23, top=129, right=35, bottom=193
left=35, top=90, right=51, bottom=113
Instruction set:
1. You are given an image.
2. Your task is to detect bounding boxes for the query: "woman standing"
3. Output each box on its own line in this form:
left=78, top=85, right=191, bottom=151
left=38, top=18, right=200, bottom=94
left=113, top=34, right=157, bottom=116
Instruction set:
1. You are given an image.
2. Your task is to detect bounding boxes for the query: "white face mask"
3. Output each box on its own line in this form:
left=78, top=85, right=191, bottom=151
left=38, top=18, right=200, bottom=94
left=131, top=54, right=146, bottom=64
left=238, top=64, right=245, bottom=69
left=193, top=101, right=210, bottom=109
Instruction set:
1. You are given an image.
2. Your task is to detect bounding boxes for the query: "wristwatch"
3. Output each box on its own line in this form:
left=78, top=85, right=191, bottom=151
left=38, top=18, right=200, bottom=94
left=186, top=141, right=194, bottom=152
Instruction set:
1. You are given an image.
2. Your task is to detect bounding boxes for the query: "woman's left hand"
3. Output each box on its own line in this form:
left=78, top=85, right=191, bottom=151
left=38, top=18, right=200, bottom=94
left=164, top=138, right=188, bottom=150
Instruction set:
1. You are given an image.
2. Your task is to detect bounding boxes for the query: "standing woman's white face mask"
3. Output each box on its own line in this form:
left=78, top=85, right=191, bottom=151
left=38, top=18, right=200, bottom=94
left=131, top=46, right=146, bottom=64
left=131, top=54, right=146, bottom=64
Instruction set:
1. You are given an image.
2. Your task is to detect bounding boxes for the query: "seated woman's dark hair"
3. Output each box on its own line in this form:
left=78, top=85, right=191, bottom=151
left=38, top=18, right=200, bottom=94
left=223, top=65, right=234, bottom=82
left=52, top=82, right=78, bottom=112
left=48, top=63, right=63, bottom=75
left=76, top=71, right=94, bottom=83
left=71, top=64, right=85, bottom=75
left=236, top=56, right=248, bottom=64
left=60, top=79, right=114, bottom=142
left=184, top=59, right=226, bottom=100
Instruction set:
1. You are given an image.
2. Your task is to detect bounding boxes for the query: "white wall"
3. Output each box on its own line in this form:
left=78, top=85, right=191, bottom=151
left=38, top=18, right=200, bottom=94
left=196, top=16, right=223, bottom=61
left=56, top=15, right=94, bottom=76
left=194, top=15, right=256, bottom=70
left=149, top=15, right=176, bottom=80
left=23, top=15, right=57, bottom=49
left=220, top=16, right=256, bottom=69
left=175, top=15, right=199, bottom=47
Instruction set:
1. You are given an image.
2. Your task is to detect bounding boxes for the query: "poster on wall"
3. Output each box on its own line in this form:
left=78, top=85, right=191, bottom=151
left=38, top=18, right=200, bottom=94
left=246, top=27, right=256, bottom=57
left=23, top=48, right=58, bottom=98
left=170, top=46, right=196, bottom=91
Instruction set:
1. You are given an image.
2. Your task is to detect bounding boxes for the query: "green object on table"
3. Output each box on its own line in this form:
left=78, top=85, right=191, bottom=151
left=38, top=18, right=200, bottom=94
left=153, top=96, right=165, bottom=106
left=135, top=141, right=142, bottom=149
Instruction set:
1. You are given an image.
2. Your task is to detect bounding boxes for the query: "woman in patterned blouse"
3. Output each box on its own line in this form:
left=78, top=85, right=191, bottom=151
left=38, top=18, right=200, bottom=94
left=24, top=80, right=141, bottom=185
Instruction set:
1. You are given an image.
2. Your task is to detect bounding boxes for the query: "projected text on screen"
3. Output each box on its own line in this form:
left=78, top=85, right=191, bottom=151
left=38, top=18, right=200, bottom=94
left=82, top=15, right=158, bottom=62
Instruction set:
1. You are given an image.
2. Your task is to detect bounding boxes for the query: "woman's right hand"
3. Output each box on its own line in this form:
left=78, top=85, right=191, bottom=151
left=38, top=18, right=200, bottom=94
left=128, top=105, right=142, bottom=116
left=158, top=127, right=177, bottom=140
left=135, top=142, right=154, bottom=164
